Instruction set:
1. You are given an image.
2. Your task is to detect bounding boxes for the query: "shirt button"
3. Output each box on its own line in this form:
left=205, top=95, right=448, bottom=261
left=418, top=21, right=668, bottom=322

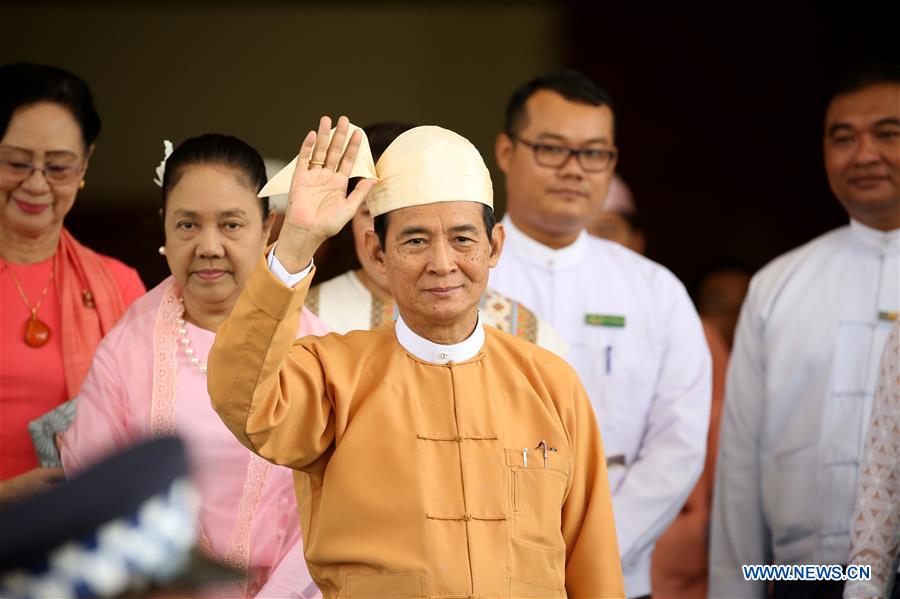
left=463, top=513, right=472, bottom=521
left=455, top=435, right=464, bottom=442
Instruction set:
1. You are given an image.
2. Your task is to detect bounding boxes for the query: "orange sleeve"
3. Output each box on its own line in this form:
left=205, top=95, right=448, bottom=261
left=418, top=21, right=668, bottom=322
left=561, top=371, right=626, bottom=598
left=208, top=256, right=335, bottom=470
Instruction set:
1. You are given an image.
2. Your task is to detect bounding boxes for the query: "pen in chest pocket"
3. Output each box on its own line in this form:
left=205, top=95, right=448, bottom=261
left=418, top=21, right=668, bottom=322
left=605, top=345, right=612, bottom=374
left=535, top=440, right=557, bottom=468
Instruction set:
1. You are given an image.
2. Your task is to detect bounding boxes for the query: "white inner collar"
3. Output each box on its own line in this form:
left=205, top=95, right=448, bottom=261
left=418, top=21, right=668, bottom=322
left=849, top=219, right=900, bottom=257
left=502, top=214, right=588, bottom=268
left=394, top=311, right=485, bottom=364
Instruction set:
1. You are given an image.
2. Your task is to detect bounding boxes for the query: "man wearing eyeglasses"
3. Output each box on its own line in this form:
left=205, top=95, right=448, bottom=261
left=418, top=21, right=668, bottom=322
left=489, top=70, right=712, bottom=599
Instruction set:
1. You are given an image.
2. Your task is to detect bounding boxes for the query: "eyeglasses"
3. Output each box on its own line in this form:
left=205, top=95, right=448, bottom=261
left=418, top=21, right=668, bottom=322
left=512, top=136, right=617, bottom=173
left=0, top=147, right=83, bottom=186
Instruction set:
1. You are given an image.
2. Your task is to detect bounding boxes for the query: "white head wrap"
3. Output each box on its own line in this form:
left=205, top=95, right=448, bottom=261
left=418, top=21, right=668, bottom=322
left=263, top=158, right=290, bottom=211
left=259, top=124, right=493, bottom=218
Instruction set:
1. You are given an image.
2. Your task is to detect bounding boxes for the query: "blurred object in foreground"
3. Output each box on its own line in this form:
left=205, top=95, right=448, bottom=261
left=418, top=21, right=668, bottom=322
left=0, top=436, right=240, bottom=598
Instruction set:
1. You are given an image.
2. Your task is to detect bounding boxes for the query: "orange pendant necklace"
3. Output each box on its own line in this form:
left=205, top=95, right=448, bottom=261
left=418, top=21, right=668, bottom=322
left=5, top=262, right=54, bottom=348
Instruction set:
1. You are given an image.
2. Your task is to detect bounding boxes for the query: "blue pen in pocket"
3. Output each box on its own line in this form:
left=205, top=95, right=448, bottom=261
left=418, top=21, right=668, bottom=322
left=605, top=345, right=612, bottom=374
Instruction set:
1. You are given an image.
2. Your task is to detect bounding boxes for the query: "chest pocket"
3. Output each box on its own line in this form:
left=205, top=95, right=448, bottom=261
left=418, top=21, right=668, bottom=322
left=586, top=326, right=657, bottom=428
left=506, top=447, right=570, bottom=548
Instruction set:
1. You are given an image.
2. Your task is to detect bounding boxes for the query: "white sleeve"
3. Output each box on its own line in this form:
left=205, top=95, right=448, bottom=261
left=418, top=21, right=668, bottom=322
left=708, top=277, right=770, bottom=598
left=267, top=243, right=314, bottom=287
left=611, top=275, right=712, bottom=569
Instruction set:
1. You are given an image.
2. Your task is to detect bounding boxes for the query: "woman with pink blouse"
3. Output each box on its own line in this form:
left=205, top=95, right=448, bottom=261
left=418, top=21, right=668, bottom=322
left=62, top=134, right=326, bottom=598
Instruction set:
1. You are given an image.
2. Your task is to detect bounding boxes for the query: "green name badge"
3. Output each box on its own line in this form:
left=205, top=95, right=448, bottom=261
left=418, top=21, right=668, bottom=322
left=585, top=314, right=626, bottom=327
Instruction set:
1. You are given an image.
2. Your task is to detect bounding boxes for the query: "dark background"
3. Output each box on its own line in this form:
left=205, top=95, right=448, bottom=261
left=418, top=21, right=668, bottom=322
left=568, top=11, right=899, bottom=289
left=4, top=5, right=898, bottom=291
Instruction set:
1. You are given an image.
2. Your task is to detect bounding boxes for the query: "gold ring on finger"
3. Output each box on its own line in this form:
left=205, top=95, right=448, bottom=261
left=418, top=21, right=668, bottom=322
left=309, top=160, right=325, bottom=167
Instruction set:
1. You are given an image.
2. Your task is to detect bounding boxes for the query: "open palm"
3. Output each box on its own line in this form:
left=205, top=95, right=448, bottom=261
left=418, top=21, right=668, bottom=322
left=284, top=115, right=375, bottom=243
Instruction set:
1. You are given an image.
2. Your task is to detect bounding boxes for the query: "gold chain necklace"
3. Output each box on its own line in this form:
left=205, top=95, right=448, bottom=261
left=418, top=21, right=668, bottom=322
left=5, top=262, right=55, bottom=348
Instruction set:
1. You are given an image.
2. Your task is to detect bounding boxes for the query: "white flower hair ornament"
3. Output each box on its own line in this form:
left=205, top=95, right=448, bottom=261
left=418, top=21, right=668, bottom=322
left=152, top=140, right=174, bottom=188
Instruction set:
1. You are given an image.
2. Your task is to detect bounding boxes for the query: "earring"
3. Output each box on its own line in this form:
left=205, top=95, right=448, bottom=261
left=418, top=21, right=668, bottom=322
left=158, top=246, right=166, bottom=256
left=79, top=179, right=86, bottom=190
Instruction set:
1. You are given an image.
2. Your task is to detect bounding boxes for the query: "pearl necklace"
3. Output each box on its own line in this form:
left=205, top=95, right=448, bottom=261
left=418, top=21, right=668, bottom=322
left=175, top=298, right=208, bottom=375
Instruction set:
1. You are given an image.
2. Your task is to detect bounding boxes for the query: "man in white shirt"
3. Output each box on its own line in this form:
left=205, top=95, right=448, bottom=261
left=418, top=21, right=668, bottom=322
left=709, top=64, right=900, bottom=599
left=488, top=69, right=712, bottom=599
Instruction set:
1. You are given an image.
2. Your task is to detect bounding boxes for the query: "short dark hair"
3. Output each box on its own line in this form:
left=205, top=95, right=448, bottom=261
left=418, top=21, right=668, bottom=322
left=161, top=133, right=270, bottom=218
left=827, top=62, right=900, bottom=107
left=504, top=69, right=615, bottom=136
left=373, top=203, right=496, bottom=251
left=0, top=63, right=102, bottom=147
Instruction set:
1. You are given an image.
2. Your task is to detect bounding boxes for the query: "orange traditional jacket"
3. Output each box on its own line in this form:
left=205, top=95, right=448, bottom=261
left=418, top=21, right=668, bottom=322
left=209, top=259, right=624, bottom=599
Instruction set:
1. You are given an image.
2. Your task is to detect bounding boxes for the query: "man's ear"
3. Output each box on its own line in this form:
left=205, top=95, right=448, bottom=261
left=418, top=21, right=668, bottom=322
left=488, top=222, right=505, bottom=267
left=364, top=230, right=387, bottom=276
left=495, top=133, right=514, bottom=174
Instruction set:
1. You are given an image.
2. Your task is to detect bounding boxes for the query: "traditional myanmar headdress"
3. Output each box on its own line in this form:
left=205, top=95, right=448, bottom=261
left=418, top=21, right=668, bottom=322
left=260, top=124, right=493, bottom=218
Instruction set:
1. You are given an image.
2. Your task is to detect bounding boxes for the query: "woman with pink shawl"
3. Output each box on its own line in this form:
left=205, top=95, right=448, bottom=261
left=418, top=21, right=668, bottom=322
left=61, top=134, right=326, bottom=598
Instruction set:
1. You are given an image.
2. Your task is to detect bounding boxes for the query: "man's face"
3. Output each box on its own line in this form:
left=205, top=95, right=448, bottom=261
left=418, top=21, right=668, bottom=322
left=824, top=83, right=900, bottom=230
left=365, top=201, right=503, bottom=327
left=496, top=90, right=616, bottom=243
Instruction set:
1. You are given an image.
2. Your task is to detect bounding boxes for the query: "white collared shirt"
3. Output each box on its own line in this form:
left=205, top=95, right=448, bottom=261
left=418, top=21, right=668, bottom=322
left=266, top=248, right=485, bottom=363
left=710, top=220, right=900, bottom=598
left=489, top=216, right=712, bottom=597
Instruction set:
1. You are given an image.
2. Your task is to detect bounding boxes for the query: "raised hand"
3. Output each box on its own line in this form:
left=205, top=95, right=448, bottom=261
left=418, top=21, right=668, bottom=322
left=276, top=115, right=375, bottom=272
